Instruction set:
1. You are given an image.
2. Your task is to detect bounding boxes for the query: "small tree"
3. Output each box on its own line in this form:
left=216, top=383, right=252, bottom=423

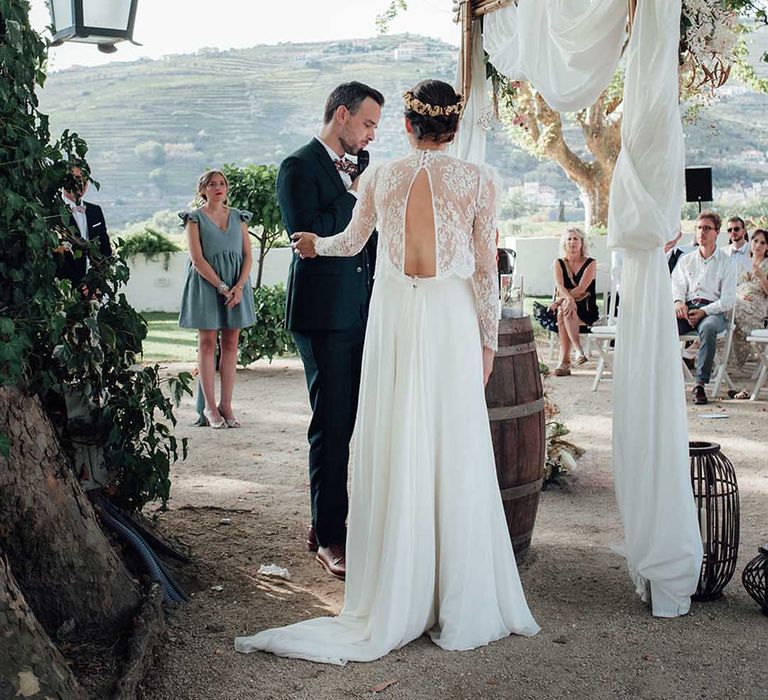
left=223, top=163, right=285, bottom=288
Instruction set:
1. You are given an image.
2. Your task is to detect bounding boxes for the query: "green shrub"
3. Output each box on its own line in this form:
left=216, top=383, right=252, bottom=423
left=238, top=283, right=296, bottom=365
left=119, top=227, right=181, bottom=270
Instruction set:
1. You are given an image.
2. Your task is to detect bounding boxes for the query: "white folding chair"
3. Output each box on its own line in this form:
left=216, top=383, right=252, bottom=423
left=679, top=305, right=736, bottom=399
left=590, top=280, right=619, bottom=391
left=747, top=328, right=768, bottom=400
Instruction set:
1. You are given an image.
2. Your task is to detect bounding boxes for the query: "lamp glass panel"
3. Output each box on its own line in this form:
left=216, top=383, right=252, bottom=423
left=82, top=0, right=132, bottom=30
left=51, top=0, right=75, bottom=31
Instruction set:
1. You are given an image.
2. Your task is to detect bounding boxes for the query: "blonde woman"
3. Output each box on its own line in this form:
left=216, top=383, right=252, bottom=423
left=729, top=228, right=768, bottom=397
left=549, top=227, right=598, bottom=376
left=179, top=170, right=255, bottom=428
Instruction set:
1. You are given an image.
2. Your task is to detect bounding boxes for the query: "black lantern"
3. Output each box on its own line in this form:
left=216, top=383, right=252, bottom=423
left=49, top=0, right=140, bottom=54
left=742, top=544, right=768, bottom=615
left=689, top=441, right=740, bottom=601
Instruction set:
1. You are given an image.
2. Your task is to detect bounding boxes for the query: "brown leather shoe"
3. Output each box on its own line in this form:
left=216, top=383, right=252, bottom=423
left=307, top=526, right=318, bottom=552
left=316, top=544, right=346, bottom=580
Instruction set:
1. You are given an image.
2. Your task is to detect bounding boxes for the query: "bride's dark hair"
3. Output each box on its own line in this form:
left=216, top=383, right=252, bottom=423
left=403, top=80, right=463, bottom=145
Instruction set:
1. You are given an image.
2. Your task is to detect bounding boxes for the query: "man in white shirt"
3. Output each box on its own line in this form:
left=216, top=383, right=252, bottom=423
left=721, top=216, right=751, bottom=275
left=671, top=210, right=738, bottom=404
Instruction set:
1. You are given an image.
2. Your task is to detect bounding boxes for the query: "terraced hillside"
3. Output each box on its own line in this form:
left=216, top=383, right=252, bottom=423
left=39, top=35, right=457, bottom=227
left=39, top=33, right=768, bottom=229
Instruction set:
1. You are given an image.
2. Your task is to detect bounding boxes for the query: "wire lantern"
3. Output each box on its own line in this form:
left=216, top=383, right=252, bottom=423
left=689, top=441, right=740, bottom=601
left=742, top=544, right=768, bottom=615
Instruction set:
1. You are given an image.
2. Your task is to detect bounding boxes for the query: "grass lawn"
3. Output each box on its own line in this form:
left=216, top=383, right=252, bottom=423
left=141, top=312, right=197, bottom=362
left=139, top=296, right=579, bottom=362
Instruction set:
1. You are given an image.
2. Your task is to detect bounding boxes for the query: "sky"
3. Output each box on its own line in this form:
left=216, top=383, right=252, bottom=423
left=29, top=1, right=460, bottom=71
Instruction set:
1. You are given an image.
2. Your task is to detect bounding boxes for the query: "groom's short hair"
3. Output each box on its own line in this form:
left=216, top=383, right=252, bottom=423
left=323, top=82, right=385, bottom=124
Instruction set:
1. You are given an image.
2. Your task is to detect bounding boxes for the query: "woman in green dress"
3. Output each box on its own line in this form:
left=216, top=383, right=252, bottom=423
left=179, top=170, right=256, bottom=428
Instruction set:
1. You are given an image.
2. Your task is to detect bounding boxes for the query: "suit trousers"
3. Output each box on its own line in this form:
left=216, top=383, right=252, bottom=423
left=293, top=320, right=366, bottom=547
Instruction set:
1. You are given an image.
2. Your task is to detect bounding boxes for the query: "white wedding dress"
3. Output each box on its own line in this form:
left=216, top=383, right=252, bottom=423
left=235, top=150, right=539, bottom=664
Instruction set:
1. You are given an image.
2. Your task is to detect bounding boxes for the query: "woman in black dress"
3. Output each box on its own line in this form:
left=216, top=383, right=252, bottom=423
left=549, top=227, right=598, bottom=376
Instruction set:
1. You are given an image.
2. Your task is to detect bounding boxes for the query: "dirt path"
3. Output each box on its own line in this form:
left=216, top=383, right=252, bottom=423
left=139, top=354, right=768, bottom=700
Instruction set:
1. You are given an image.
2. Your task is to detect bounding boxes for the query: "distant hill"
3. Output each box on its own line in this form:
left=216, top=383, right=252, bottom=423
left=38, top=33, right=768, bottom=229
left=39, top=35, right=458, bottom=227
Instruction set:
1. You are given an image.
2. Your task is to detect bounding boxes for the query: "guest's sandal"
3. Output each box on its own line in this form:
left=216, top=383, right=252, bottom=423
left=727, top=389, right=750, bottom=400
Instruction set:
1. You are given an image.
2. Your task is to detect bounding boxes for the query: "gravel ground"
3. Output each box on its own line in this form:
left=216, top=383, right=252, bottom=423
left=138, top=354, right=768, bottom=700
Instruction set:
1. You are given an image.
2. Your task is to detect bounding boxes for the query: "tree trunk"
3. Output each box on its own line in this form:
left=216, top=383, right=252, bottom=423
left=514, top=85, right=621, bottom=230
left=0, top=385, right=141, bottom=640
left=0, top=552, right=85, bottom=699
left=579, top=166, right=612, bottom=230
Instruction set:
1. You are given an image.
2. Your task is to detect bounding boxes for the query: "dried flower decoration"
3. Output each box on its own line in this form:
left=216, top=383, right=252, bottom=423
left=402, top=90, right=466, bottom=117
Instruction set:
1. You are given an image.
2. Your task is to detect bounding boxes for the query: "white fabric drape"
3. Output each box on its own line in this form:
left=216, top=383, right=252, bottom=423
left=608, top=0, right=702, bottom=617
left=480, top=0, right=702, bottom=616
left=484, top=0, right=626, bottom=112
left=451, top=22, right=489, bottom=164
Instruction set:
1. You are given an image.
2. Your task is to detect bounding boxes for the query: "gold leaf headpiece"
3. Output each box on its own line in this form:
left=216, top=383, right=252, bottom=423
left=402, top=90, right=465, bottom=117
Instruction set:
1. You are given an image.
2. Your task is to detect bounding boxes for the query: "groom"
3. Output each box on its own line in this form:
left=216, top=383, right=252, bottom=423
left=278, top=82, right=384, bottom=580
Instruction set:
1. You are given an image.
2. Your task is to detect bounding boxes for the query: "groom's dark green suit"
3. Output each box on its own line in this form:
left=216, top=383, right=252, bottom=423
left=278, top=138, right=375, bottom=548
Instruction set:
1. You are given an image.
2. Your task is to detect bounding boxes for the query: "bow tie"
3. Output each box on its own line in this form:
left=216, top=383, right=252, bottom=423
left=70, top=204, right=86, bottom=214
left=334, top=158, right=358, bottom=177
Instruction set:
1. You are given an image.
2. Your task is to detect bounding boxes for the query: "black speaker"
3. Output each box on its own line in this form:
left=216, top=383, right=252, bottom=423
left=685, top=166, right=712, bottom=203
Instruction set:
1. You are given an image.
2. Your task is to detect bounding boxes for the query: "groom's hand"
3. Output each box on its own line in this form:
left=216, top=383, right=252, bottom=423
left=291, top=232, right=319, bottom=259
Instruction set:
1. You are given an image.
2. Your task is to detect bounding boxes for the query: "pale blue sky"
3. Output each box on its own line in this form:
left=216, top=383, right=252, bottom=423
left=30, top=1, right=459, bottom=71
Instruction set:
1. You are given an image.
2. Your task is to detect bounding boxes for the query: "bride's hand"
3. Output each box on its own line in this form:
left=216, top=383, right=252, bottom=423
left=291, top=232, right=319, bottom=259
left=482, top=346, right=495, bottom=386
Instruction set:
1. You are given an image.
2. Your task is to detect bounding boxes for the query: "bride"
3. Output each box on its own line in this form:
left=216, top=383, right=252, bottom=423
left=235, top=79, right=539, bottom=664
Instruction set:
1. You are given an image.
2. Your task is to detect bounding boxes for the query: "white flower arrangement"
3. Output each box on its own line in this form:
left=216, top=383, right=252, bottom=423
left=680, top=0, right=740, bottom=91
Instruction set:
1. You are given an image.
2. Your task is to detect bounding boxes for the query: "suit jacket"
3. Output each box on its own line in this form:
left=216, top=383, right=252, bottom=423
left=667, top=247, right=684, bottom=275
left=278, top=139, right=376, bottom=332
left=55, top=201, right=112, bottom=285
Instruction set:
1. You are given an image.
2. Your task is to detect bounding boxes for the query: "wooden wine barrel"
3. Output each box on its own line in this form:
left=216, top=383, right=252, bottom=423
left=485, top=316, right=545, bottom=562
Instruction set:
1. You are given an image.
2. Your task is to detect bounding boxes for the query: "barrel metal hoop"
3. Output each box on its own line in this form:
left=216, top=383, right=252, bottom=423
left=488, top=397, right=545, bottom=421
left=500, top=477, right=544, bottom=500
left=511, top=532, right=533, bottom=547
left=495, top=341, right=537, bottom=357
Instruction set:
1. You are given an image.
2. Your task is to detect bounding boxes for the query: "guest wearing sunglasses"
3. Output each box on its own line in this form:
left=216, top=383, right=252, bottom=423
left=721, top=216, right=751, bottom=274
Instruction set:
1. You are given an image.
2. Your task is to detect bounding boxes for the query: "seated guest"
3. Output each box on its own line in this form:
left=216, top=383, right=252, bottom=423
left=55, top=162, right=112, bottom=288
left=671, top=211, right=738, bottom=405
left=549, top=227, right=598, bottom=376
left=730, top=228, right=768, bottom=381
left=721, top=216, right=751, bottom=275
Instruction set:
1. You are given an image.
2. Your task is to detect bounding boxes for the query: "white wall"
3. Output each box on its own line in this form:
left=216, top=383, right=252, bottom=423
left=501, top=235, right=611, bottom=296
left=122, top=238, right=613, bottom=312
left=122, top=247, right=293, bottom=313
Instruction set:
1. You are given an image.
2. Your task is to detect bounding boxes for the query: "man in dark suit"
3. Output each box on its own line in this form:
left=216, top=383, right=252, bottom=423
left=665, top=229, right=688, bottom=275
left=56, top=164, right=112, bottom=289
left=277, top=82, right=384, bottom=580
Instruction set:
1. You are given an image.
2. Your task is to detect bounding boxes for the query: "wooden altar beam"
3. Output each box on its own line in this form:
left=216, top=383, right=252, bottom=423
left=459, top=0, right=516, bottom=100
left=473, top=0, right=516, bottom=18
left=460, top=0, right=473, bottom=99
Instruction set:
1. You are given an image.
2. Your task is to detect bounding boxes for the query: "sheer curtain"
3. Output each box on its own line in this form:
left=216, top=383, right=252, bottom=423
left=465, top=0, right=703, bottom=617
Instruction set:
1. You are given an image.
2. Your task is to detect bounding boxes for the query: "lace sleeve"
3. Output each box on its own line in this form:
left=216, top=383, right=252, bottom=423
left=471, top=169, right=500, bottom=351
left=315, top=166, right=377, bottom=257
